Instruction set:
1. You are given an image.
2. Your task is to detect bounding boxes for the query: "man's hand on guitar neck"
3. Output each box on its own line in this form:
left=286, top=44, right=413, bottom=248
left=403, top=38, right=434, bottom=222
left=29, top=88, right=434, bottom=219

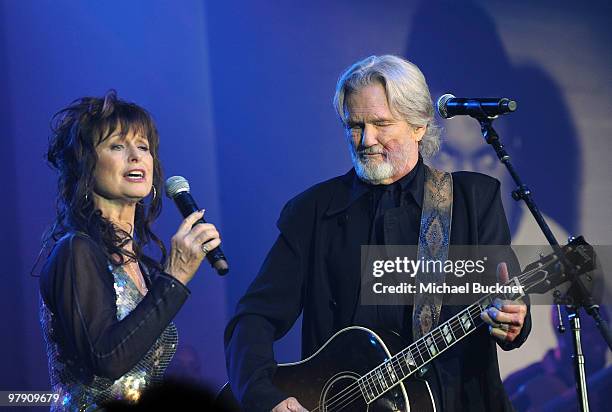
left=480, top=262, right=528, bottom=343
left=272, top=397, right=308, bottom=412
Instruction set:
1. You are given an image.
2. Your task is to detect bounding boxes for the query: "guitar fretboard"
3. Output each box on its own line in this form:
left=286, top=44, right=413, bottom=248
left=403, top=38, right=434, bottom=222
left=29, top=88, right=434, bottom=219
left=357, top=282, right=525, bottom=403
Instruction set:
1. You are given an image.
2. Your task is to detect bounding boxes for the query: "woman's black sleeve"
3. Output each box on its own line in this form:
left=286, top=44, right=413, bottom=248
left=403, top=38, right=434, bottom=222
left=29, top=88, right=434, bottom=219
left=40, top=234, right=190, bottom=380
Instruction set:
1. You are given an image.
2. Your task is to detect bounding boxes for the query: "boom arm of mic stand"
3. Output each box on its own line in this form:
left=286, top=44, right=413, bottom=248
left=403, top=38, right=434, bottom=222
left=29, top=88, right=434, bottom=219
left=477, top=118, right=561, bottom=247
left=476, top=117, right=592, bottom=412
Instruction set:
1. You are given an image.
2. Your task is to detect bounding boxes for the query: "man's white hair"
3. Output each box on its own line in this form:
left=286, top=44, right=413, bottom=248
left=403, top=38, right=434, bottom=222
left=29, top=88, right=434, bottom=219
left=333, top=55, right=441, bottom=158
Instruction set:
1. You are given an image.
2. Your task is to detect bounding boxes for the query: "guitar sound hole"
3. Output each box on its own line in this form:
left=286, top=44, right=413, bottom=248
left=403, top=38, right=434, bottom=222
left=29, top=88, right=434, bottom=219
left=320, top=372, right=367, bottom=412
left=320, top=372, right=404, bottom=412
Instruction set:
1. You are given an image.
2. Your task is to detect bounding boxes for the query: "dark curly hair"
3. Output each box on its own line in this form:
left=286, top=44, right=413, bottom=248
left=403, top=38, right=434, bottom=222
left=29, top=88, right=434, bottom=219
left=42, top=90, right=166, bottom=268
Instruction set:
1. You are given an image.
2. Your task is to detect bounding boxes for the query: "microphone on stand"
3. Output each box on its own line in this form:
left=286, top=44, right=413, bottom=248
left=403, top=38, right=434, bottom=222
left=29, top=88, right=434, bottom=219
left=165, top=176, right=229, bottom=276
left=436, top=94, right=517, bottom=119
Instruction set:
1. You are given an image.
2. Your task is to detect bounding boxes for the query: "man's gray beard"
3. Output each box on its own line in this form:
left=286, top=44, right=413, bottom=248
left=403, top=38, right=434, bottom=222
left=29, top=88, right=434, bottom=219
left=350, top=147, right=400, bottom=185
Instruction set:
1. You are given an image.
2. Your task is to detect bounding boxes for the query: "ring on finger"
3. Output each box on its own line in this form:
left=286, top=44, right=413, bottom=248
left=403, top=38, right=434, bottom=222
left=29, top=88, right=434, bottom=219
left=201, top=244, right=209, bottom=255
left=498, top=323, right=510, bottom=332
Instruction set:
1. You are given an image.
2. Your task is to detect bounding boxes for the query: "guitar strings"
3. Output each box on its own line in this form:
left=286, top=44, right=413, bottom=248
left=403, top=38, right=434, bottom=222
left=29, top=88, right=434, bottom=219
left=325, top=258, right=556, bottom=411
left=317, top=303, right=486, bottom=411
left=311, top=258, right=559, bottom=412
left=322, top=258, right=559, bottom=411
left=319, top=301, right=505, bottom=411
left=323, top=254, right=563, bottom=411
left=316, top=268, right=532, bottom=411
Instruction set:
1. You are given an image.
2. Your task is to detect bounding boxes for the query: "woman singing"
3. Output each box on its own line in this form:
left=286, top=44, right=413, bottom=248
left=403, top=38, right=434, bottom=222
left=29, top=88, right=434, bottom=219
left=39, top=90, right=220, bottom=410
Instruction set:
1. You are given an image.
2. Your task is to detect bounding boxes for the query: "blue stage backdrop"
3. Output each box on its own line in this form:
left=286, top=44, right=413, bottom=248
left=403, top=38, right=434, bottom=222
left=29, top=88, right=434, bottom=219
left=1, top=0, right=610, bottom=408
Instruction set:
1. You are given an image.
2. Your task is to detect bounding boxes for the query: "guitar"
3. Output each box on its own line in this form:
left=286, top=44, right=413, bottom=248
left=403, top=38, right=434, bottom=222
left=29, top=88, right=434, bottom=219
left=218, top=237, right=595, bottom=411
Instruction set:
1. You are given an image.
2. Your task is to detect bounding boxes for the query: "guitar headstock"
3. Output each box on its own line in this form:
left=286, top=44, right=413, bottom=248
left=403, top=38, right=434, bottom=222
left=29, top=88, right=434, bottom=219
left=520, top=236, right=595, bottom=295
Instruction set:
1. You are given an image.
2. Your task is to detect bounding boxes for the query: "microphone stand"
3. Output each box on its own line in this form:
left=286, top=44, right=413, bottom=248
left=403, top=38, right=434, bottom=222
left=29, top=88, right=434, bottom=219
left=474, top=115, right=611, bottom=412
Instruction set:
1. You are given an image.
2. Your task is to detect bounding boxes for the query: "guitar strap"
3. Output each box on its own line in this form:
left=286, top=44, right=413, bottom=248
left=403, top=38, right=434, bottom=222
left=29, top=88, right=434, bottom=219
left=412, top=165, right=453, bottom=344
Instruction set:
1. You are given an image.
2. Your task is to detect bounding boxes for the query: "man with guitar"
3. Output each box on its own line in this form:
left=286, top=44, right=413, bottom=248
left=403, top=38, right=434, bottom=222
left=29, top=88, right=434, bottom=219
left=224, top=55, right=531, bottom=411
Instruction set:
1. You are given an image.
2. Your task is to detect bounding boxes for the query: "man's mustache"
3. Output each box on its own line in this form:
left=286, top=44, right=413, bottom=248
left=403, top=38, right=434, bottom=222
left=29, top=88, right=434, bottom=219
left=357, top=146, right=385, bottom=156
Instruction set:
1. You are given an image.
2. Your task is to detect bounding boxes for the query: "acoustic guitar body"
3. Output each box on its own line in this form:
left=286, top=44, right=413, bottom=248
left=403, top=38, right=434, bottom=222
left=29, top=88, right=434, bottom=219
left=218, top=326, right=436, bottom=412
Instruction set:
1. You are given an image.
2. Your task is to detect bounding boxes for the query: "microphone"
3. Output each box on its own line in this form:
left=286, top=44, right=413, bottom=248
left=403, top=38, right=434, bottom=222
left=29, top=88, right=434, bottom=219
left=165, top=176, right=229, bottom=276
left=436, top=94, right=517, bottom=119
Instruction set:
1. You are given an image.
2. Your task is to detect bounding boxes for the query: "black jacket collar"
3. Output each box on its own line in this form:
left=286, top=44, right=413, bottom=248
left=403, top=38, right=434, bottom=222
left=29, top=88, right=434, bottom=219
left=325, top=157, right=425, bottom=216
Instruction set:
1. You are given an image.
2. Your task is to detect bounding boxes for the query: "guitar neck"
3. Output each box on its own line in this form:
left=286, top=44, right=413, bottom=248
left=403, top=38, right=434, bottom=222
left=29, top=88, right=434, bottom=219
left=357, top=279, right=525, bottom=403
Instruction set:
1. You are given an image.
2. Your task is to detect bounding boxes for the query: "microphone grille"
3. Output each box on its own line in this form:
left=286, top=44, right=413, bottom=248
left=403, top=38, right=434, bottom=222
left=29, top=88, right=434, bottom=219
left=165, top=176, right=190, bottom=198
left=436, top=93, right=455, bottom=119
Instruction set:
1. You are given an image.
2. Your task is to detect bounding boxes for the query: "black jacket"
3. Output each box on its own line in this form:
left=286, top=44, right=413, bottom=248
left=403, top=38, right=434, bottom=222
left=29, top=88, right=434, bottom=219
left=39, top=233, right=190, bottom=381
left=225, top=166, right=531, bottom=411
